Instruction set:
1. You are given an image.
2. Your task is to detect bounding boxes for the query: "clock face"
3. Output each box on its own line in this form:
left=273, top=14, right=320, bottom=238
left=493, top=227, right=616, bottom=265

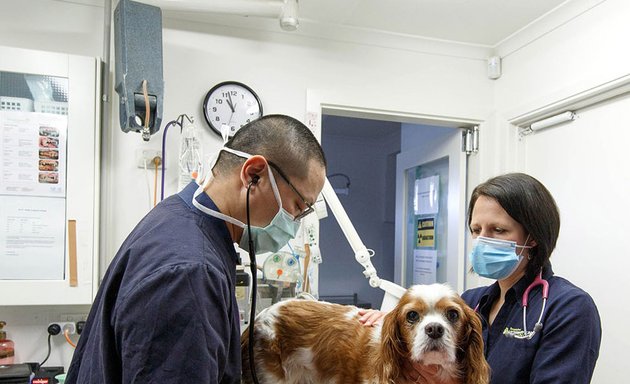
left=203, top=81, right=263, bottom=137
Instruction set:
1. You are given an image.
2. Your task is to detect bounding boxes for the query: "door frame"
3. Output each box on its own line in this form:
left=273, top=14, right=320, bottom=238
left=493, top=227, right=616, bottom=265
left=306, top=89, right=483, bottom=294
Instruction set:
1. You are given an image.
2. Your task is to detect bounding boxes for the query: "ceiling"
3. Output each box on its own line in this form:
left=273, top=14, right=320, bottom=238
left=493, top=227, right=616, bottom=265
left=297, top=0, right=569, bottom=46
left=136, top=0, right=570, bottom=47
left=70, top=0, right=572, bottom=47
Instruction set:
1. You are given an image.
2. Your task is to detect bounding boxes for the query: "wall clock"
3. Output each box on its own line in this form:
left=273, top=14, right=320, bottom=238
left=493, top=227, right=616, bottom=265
left=203, top=81, right=263, bottom=137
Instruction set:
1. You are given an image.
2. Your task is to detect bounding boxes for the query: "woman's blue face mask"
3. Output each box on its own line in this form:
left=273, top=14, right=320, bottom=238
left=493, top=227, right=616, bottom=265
left=469, top=236, right=532, bottom=280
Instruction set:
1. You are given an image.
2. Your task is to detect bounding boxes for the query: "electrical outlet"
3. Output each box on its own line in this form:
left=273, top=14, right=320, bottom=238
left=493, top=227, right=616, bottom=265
left=136, top=148, right=163, bottom=169
left=49, top=322, right=76, bottom=335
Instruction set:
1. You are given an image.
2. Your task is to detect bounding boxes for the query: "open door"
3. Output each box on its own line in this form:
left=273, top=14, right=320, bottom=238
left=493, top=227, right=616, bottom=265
left=394, top=128, right=468, bottom=291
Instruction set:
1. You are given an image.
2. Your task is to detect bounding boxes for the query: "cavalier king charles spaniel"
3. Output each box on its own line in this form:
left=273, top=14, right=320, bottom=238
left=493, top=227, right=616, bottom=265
left=242, top=283, right=489, bottom=384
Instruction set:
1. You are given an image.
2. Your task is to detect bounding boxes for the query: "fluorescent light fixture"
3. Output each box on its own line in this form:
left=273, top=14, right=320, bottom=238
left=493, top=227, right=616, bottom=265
left=147, top=0, right=283, bottom=16
left=143, top=1, right=299, bottom=31
left=530, top=111, right=576, bottom=132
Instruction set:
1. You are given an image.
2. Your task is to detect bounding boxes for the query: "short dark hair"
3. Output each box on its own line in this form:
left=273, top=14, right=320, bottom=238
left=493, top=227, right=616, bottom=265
left=467, top=173, right=561, bottom=276
left=213, top=114, right=327, bottom=180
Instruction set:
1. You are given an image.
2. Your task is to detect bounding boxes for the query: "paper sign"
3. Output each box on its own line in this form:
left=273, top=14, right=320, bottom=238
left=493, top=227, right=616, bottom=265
left=414, top=175, right=439, bottom=215
left=417, top=217, right=436, bottom=248
left=413, top=249, right=437, bottom=285
left=0, top=195, right=66, bottom=279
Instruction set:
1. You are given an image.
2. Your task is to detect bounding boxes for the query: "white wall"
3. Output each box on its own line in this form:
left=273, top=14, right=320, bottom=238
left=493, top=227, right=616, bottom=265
left=0, top=0, right=103, bottom=57
left=520, top=94, right=629, bottom=384
left=495, top=0, right=630, bottom=119
left=488, top=1, right=630, bottom=381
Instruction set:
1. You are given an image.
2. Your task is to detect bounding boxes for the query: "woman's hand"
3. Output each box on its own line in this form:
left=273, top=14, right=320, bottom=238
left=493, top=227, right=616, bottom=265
left=402, top=361, right=462, bottom=384
left=358, top=308, right=386, bottom=326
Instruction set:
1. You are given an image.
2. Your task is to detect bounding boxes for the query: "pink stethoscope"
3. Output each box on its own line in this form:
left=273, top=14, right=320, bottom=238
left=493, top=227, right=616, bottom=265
left=475, top=271, right=549, bottom=340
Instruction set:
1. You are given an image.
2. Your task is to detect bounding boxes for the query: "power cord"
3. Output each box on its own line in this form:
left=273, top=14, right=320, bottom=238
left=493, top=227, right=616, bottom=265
left=64, top=329, right=77, bottom=348
left=39, top=324, right=61, bottom=367
left=160, top=114, right=195, bottom=201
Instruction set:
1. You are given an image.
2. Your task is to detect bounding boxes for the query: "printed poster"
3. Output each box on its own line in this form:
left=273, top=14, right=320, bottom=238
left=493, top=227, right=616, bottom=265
left=413, top=249, right=437, bottom=285
left=414, top=175, right=439, bottom=215
left=0, top=111, right=67, bottom=197
left=0, top=110, right=68, bottom=280
left=416, top=217, right=436, bottom=248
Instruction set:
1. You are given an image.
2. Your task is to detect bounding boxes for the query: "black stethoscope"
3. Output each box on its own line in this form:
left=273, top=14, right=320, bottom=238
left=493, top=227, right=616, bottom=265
left=245, top=176, right=261, bottom=384
left=475, top=271, right=549, bottom=340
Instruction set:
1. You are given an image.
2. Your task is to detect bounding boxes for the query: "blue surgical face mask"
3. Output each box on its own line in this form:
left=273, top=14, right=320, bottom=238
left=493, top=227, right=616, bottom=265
left=192, top=147, right=300, bottom=254
left=469, top=236, right=532, bottom=280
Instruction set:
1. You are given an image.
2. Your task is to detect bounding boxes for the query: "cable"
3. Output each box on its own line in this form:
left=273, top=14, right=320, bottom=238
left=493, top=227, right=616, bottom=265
left=160, top=119, right=178, bottom=201
left=142, top=79, right=150, bottom=129
left=160, top=114, right=195, bottom=201
left=246, top=180, right=260, bottom=384
left=153, top=157, right=160, bottom=207
left=64, top=329, right=77, bottom=348
left=143, top=159, right=152, bottom=210
left=39, top=334, right=52, bottom=367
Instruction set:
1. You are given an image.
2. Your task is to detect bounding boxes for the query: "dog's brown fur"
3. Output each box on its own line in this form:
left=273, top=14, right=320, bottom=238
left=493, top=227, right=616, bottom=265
left=242, top=285, right=490, bottom=384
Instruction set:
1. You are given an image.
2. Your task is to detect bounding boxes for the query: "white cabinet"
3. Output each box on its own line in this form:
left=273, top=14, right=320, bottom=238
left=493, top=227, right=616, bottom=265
left=0, top=46, right=100, bottom=305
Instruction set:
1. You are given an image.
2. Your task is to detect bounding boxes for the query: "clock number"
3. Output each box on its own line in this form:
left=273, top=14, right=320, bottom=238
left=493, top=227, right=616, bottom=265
left=215, top=99, right=223, bottom=104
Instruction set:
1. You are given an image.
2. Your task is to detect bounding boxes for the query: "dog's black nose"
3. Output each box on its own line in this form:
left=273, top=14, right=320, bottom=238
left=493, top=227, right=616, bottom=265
left=425, top=323, right=444, bottom=339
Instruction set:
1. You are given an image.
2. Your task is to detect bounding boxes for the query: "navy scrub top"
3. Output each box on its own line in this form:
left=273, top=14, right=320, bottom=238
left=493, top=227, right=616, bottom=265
left=462, top=264, right=601, bottom=384
left=66, top=181, right=242, bottom=383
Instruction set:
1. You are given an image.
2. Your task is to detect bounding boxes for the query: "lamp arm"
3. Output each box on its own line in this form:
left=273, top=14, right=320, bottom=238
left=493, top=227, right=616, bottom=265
left=321, top=178, right=406, bottom=310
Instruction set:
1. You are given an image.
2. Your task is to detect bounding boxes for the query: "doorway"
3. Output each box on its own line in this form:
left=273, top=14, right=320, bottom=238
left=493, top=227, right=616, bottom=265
left=319, top=113, right=467, bottom=308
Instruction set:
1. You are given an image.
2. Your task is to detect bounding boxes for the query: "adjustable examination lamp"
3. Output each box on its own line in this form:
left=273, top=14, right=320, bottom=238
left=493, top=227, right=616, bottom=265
left=321, top=179, right=406, bottom=312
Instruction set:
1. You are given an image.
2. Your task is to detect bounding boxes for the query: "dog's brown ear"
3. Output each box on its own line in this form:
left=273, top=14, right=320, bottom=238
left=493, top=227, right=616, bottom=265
left=376, top=307, right=406, bottom=382
left=461, top=304, right=491, bottom=384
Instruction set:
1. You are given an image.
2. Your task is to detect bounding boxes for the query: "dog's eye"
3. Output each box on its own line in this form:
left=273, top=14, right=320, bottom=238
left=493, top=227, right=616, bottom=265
left=446, top=309, right=459, bottom=323
left=406, top=311, right=420, bottom=323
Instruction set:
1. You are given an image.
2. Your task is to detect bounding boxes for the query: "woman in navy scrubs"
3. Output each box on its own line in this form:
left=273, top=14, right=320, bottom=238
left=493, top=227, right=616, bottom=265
left=462, top=173, right=601, bottom=383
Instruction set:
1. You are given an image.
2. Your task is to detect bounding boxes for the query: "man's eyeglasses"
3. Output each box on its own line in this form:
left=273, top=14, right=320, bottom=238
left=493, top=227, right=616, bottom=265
left=267, top=161, right=315, bottom=221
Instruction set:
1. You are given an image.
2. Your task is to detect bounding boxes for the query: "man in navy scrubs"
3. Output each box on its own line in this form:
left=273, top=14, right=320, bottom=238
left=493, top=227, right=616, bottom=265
left=66, top=115, right=327, bottom=383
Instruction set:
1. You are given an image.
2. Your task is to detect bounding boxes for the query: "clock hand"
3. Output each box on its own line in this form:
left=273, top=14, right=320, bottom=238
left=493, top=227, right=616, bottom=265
left=226, top=93, right=236, bottom=113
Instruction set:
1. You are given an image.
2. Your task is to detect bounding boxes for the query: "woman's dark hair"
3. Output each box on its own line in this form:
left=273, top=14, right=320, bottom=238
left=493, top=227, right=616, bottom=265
left=467, top=173, right=561, bottom=276
left=213, top=114, right=326, bottom=181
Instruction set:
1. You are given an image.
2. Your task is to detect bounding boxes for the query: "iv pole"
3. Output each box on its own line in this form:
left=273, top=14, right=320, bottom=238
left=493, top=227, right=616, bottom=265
left=321, top=179, right=406, bottom=312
